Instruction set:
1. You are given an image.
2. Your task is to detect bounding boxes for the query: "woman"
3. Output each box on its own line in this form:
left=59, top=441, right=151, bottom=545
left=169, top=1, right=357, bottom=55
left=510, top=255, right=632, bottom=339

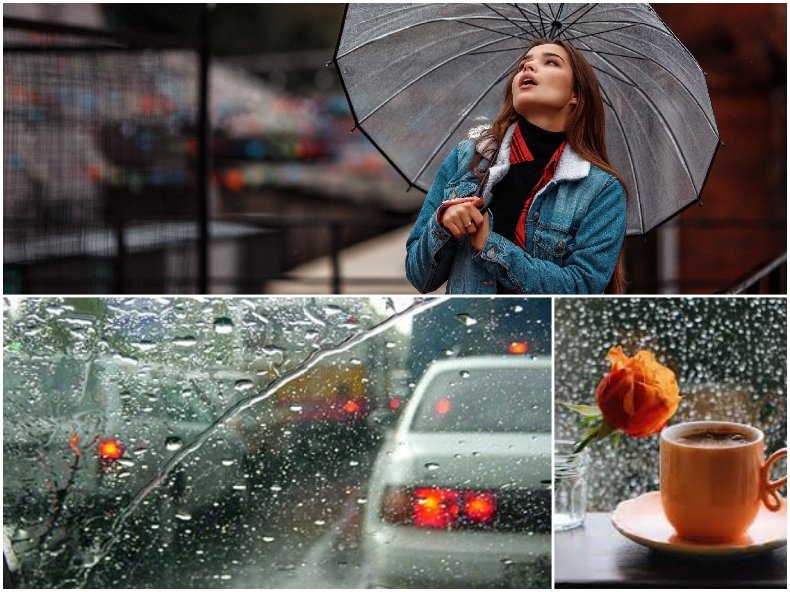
left=405, top=38, right=627, bottom=294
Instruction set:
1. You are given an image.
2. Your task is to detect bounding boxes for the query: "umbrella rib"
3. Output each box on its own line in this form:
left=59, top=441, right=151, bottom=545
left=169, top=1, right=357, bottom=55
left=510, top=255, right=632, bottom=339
left=577, top=47, right=647, bottom=62
left=590, top=64, right=639, bottom=88
left=567, top=27, right=719, bottom=132
left=510, top=4, right=546, bottom=39
left=336, top=14, right=535, bottom=60
left=412, top=57, right=518, bottom=183
left=535, top=3, right=549, bottom=37
left=594, top=82, right=645, bottom=233
left=578, top=38, right=701, bottom=198
left=455, top=18, right=531, bottom=42
left=557, top=3, right=599, bottom=38
left=557, top=3, right=597, bottom=30
left=480, top=3, right=532, bottom=37
left=562, top=23, right=640, bottom=43
left=355, top=34, right=521, bottom=126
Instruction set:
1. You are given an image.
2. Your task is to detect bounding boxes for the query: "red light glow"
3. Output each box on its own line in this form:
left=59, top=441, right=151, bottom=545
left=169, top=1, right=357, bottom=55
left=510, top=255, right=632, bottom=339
left=508, top=341, right=529, bottom=355
left=97, top=438, right=124, bottom=461
left=413, top=488, right=459, bottom=529
left=343, top=399, right=361, bottom=414
left=434, top=397, right=452, bottom=416
left=389, top=398, right=401, bottom=410
left=465, top=492, right=496, bottom=523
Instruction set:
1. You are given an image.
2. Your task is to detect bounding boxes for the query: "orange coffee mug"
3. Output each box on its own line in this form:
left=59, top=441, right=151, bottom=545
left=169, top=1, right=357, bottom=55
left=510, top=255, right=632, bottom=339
left=660, top=420, right=786, bottom=542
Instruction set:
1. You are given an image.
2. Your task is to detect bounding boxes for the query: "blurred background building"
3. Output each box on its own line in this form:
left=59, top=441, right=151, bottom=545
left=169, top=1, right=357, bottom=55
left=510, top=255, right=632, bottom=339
left=3, top=3, right=786, bottom=294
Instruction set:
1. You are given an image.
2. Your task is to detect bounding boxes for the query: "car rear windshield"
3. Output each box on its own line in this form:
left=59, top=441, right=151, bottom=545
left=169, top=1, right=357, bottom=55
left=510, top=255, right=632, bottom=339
left=410, top=366, right=550, bottom=433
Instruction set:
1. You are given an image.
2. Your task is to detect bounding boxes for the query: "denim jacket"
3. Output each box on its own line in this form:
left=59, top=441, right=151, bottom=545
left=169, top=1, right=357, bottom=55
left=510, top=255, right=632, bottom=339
left=405, top=123, right=626, bottom=294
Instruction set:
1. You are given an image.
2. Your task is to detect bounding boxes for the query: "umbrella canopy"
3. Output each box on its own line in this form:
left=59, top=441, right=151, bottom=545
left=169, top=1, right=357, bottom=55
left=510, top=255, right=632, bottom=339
left=333, top=3, right=720, bottom=235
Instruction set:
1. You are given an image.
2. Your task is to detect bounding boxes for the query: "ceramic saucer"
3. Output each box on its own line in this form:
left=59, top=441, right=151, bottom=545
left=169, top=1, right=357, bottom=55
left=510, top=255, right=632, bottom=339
left=611, top=491, right=787, bottom=557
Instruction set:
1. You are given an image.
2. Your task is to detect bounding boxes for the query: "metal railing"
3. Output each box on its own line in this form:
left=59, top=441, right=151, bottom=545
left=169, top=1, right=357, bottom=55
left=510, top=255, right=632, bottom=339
left=718, top=252, right=787, bottom=295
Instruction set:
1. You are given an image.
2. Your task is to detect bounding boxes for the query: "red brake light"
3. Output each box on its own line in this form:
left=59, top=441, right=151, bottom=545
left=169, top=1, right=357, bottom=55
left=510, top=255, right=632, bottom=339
left=389, top=398, right=401, bottom=410
left=98, top=437, right=124, bottom=461
left=413, top=488, right=459, bottom=529
left=382, top=487, right=497, bottom=529
left=465, top=492, right=496, bottom=523
left=508, top=341, right=529, bottom=355
left=434, top=397, right=452, bottom=417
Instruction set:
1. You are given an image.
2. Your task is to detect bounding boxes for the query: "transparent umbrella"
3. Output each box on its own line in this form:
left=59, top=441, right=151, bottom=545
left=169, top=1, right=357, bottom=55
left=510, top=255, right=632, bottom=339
left=332, top=3, right=721, bottom=235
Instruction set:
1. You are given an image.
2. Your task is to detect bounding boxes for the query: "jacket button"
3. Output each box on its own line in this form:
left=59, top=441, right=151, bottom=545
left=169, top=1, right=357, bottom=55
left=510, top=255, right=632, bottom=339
left=555, top=240, right=564, bottom=254
left=487, top=249, right=496, bottom=258
left=532, top=212, right=539, bottom=222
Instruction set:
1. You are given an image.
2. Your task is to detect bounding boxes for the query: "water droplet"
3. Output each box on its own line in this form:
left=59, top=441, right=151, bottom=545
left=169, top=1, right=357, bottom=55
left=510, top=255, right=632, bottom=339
left=214, top=317, right=234, bottom=334
left=425, top=462, right=440, bottom=471
left=173, top=336, right=197, bottom=347
left=232, top=484, right=247, bottom=491
left=131, top=341, right=157, bottom=351
left=270, top=485, right=282, bottom=492
left=165, top=436, right=183, bottom=451
left=314, top=519, right=326, bottom=526
left=221, top=459, right=235, bottom=467
left=456, top=313, right=478, bottom=327
left=356, top=498, right=368, bottom=504
left=349, top=460, right=359, bottom=467
left=263, top=536, right=275, bottom=543
left=234, top=379, right=254, bottom=392
left=289, top=405, right=303, bottom=413
left=459, top=370, right=471, bottom=379
left=176, top=512, right=192, bottom=521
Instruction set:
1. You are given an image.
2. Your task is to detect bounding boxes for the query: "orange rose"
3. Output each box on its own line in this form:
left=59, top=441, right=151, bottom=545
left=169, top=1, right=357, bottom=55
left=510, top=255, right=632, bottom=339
left=595, top=346, right=680, bottom=437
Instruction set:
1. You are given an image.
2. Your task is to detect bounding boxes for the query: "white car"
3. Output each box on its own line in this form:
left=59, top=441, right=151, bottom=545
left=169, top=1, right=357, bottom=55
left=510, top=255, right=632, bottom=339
left=361, top=356, right=552, bottom=588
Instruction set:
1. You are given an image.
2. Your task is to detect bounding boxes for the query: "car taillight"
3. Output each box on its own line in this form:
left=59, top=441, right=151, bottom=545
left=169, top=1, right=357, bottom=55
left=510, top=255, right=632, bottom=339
left=414, top=487, right=460, bottom=528
left=382, top=486, right=496, bottom=529
left=464, top=491, right=496, bottom=523
left=97, top=437, right=124, bottom=461
left=508, top=341, right=529, bottom=355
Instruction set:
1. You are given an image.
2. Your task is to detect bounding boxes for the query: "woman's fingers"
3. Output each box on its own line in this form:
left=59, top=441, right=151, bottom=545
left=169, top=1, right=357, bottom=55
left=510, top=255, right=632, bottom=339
left=441, top=200, right=486, bottom=238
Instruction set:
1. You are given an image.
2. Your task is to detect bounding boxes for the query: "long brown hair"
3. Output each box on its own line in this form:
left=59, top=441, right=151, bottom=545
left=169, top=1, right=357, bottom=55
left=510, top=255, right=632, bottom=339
left=471, top=38, right=627, bottom=294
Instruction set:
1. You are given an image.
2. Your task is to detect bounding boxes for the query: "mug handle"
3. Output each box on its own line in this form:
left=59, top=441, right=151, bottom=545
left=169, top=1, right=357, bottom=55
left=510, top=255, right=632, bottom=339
left=760, top=448, right=787, bottom=511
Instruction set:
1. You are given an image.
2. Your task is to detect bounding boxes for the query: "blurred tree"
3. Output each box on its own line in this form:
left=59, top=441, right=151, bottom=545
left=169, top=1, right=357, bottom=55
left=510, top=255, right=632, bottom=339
left=102, top=3, right=345, bottom=56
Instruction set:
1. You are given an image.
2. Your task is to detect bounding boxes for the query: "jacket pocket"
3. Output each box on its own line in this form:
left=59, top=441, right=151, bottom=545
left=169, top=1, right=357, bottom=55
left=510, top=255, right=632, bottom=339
left=533, top=225, right=574, bottom=264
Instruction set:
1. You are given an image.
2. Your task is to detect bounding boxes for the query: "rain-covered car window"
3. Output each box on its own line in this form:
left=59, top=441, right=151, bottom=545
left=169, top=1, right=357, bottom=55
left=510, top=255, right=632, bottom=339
left=4, top=296, right=550, bottom=588
left=554, top=297, right=787, bottom=511
left=412, top=367, right=550, bottom=433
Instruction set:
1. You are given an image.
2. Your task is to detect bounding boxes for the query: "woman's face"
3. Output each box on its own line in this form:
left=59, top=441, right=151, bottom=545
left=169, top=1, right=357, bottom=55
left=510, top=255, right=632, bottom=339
left=511, top=43, right=577, bottom=130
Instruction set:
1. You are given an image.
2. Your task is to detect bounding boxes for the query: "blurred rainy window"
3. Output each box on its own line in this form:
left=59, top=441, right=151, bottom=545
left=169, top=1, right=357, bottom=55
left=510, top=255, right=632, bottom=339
left=412, top=368, right=551, bottom=433
left=4, top=296, right=551, bottom=589
left=554, top=298, right=787, bottom=512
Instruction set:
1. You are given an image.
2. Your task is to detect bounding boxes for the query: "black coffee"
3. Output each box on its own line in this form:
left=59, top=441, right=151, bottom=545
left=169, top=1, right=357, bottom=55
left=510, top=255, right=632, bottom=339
left=676, top=429, right=753, bottom=447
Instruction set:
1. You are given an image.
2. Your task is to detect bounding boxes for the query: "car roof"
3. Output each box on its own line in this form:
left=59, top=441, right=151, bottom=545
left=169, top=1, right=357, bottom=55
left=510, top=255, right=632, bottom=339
left=421, top=355, right=551, bottom=373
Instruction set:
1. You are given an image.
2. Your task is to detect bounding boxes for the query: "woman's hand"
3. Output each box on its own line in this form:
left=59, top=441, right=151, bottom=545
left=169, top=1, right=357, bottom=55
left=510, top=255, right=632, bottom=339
left=440, top=197, right=486, bottom=239
left=469, top=209, right=490, bottom=252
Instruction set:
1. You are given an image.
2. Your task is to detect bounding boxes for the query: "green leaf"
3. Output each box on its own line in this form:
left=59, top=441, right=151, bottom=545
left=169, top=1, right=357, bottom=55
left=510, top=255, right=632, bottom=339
left=559, top=402, right=603, bottom=418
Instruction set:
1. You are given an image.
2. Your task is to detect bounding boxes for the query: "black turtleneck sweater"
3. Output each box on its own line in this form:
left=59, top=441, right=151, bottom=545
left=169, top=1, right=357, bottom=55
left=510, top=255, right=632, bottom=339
left=489, top=116, right=567, bottom=241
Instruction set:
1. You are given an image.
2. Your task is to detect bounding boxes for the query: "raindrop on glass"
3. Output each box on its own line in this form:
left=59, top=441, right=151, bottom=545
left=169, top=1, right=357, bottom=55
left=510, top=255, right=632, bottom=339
left=425, top=462, right=440, bottom=471
left=455, top=313, right=478, bottom=327
left=165, top=436, right=183, bottom=451
left=214, top=317, right=234, bottom=334
left=234, top=379, right=254, bottom=392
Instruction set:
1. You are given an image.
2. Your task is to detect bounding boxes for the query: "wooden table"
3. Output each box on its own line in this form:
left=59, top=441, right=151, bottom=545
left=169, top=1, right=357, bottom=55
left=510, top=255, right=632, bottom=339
left=555, top=513, right=787, bottom=588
